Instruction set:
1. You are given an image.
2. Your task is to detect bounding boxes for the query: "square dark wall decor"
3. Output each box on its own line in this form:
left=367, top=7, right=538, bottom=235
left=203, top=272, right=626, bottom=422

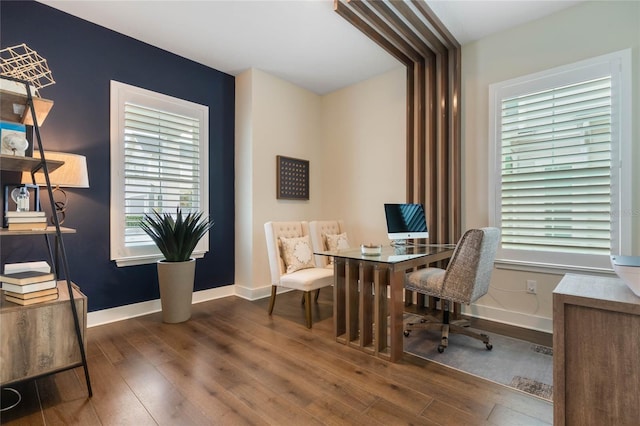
left=276, top=155, right=309, bottom=200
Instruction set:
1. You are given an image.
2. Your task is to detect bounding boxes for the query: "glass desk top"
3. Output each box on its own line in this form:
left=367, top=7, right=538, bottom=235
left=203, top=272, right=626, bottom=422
left=315, top=244, right=456, bottom=264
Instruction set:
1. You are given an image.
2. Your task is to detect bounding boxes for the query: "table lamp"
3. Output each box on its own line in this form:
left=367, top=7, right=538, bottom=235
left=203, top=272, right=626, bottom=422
left=22, top=151, right=89, bottom=224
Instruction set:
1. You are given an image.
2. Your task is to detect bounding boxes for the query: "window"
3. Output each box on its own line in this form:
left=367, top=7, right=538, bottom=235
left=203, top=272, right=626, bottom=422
left=110, top=81, right=209, bottom=267
left=489, top=50, right=631, bottom=271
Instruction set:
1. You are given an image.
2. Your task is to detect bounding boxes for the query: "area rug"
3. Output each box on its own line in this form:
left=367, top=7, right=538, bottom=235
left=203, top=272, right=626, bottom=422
left=403, top=314, right=553, bottom=401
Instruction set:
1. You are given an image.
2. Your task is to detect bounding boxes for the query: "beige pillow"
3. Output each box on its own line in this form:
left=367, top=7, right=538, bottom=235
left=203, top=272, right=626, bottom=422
left=280, top=235, right=315, bottom=273
left=325, top=232, right=350, bottom=251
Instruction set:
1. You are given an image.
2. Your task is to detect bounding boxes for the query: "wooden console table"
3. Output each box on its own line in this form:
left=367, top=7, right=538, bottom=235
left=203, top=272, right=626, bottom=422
left=553, top=273, right=640, bottom=425
left=0, top=281, right=87, bottom=386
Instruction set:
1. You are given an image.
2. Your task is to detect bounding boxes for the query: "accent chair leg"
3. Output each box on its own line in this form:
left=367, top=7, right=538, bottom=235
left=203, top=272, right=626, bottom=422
left=304, top=291, right=312, bottom=328
left=268, top=285, right=277, bottom=315
left=314, top=288, right=320, bottom=302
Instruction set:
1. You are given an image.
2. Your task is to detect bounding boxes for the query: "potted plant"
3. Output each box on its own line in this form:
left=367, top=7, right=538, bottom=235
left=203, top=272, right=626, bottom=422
left=140, top=207, right=214, bottom=323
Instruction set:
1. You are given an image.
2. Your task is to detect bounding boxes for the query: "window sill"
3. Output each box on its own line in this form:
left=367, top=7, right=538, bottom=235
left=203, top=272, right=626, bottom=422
left=114, top=251, right=206, bottom=267
left=494, top=259, right=616, bottom=278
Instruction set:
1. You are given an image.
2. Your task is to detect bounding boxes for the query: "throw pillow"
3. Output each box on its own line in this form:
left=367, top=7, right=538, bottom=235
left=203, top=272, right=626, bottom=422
left=280, top=235, right=315, bottom=273
left=325, top=232, right=350, bottom=251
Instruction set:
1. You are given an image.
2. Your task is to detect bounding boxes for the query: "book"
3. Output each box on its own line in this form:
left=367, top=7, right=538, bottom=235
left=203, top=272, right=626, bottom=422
left=4, top=211, right=46, bottom=218
left=5, top=216, right=47, bottom=223
left=0, top=270, right=55, bottom=285
left=5, top=293, right=59, bottom=306
left=4, top=286, right=58, bottom=300
left=4, top=261, right=51, bottom=274
left=7, top=217, right=48, bottom=223
left=7, top=222, right=48, bottom=231
left=2, top=279, right=58, bottom=294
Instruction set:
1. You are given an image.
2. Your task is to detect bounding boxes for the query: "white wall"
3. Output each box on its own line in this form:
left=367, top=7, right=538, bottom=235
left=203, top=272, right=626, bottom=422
left=235, top=66, right=405, bottom=299
left=319, top=67, right=406, bottom=245
left=461, top=0, right=640, bottom=332
left=235, top=68, right=324, bottom=299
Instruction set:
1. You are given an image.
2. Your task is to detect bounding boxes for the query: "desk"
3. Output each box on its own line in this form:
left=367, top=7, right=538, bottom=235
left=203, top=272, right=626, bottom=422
left=317, top=245, right=454, bottom=362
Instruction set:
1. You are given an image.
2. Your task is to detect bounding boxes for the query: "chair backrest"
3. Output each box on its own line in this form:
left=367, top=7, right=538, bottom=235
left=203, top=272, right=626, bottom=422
left=309, top=220, right=346, bottom=267
left=441, top=227, right=500, bottom=304
left=264, top=221, right=310, bottom=284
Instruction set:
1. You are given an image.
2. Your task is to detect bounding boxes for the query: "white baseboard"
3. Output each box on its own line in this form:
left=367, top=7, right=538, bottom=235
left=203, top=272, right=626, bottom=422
left=462, top=303, right=553, bottom=334
left=87, top=284, right=236, bottom=328
left=88, top=286, right=551, bottom=334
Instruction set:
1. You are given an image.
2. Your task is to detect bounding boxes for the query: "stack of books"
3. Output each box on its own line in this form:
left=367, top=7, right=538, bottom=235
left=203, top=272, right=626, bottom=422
left=1, top=261, right=58, bottom=305
left=4, top=211, right=47, bottom=231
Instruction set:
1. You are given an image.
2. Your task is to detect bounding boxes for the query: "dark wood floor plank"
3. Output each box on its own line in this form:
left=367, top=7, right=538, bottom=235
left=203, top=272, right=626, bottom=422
left=136, top=315, right=325, bottom=425
left=194, top=316, right=380, bottom=414
left=420, top=399, right=493, bottom=426
left=365, top=398, right=439, bottom=426
left=3, top=291, right=553, bottom=425
left=154, top=359, right=271, bottom=426
left=84, top=350, right=157, bottom=425
left=211, top=304, right=436, bottom=416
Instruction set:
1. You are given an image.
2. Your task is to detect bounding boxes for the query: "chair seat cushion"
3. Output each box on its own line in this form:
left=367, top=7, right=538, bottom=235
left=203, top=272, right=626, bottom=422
left=280, top=267, right=334, bottom=292
left=405, top=267, right=446, bottom=296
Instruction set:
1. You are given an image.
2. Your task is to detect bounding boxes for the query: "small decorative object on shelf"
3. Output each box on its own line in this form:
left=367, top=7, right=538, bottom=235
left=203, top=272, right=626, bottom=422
left=0, top=43, right=55, bottom=95
left=3, top=184, right=40, bottom=227
left=0, top=122, right=28, bottom=156
left=10, top=186, right=29, bottom=212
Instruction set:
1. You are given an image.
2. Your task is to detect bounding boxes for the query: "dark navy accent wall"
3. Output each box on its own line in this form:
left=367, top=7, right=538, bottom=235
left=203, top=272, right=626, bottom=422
left=0, top=1, right=235, bottom=311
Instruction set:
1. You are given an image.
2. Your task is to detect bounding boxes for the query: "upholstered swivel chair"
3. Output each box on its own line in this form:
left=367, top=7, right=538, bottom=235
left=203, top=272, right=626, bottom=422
left=404, top=227, right=500, bottom=353
left=264, top=221, right=334, bottom=328
left=309, top=220, right=350, bottom=268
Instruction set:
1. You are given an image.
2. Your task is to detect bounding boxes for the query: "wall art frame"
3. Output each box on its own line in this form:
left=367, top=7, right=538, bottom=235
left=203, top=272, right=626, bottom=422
left=276, top=155, right=309, bottom=200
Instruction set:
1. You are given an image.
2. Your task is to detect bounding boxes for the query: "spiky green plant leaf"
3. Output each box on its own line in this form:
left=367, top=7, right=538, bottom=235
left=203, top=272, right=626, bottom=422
left=139, top=208, right=214, bottom=262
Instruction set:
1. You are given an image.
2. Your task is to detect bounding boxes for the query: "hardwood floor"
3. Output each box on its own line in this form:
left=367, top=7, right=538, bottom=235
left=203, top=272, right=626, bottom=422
left=1, top=290, right=552, bottom=425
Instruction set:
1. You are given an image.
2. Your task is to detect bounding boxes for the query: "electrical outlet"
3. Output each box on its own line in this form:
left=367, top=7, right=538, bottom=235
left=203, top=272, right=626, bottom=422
left=526, top=280, right=537, bottom=294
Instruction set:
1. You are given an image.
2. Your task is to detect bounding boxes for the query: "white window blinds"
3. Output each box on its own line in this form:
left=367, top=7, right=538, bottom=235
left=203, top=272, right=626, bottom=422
left=500, top=76, right=612, bottom=256
left=123, top=103, right=202, bottom=248
left=489, top=50, right=631, bottom=271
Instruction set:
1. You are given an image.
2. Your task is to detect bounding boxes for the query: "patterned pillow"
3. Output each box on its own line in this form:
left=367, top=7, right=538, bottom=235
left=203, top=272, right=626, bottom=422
left=325, top=232, right=350, bottom=251
left=280, top=235, right=315, bottom=273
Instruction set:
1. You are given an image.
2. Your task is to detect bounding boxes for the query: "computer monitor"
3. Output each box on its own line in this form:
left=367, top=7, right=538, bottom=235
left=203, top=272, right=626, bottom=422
left=384, top=203, right=429, bottom=242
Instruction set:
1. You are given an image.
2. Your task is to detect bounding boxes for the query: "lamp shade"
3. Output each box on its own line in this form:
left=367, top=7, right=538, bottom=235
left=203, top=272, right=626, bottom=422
left=22, top=151, right=89, bottom=188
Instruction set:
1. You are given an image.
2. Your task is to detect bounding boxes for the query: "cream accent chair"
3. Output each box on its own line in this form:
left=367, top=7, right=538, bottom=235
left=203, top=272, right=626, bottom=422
left=404, top=227, right=500, bottom=353
left=309, top=220, right=348, bottom=268
left=264, top=221, right=334, bottom=328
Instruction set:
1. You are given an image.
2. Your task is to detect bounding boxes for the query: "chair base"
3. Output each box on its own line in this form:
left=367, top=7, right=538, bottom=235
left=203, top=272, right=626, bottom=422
left=404, top=311, right=493, bottom=353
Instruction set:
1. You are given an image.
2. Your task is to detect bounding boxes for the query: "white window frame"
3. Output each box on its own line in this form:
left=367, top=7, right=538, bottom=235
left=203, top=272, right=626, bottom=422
left=110, top=81, right=210, bottom=267
left=488, top=50, right=631, bottom=272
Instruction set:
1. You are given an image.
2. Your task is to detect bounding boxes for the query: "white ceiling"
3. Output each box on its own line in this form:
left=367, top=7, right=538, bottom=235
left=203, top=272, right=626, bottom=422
left=38, top=0, right=583, bottom=95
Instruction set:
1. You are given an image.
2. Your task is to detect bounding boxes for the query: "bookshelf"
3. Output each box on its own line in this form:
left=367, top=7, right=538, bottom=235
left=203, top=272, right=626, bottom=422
left=0, top=76, right=92, bottom=396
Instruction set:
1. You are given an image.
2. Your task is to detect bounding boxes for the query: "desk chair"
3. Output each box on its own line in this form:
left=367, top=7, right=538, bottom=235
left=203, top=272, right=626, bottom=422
left=404, top=227, right=500, bottom=353
left=264, top=221, right=334, bottom=328
left=309, top=220, right=349, bottom=268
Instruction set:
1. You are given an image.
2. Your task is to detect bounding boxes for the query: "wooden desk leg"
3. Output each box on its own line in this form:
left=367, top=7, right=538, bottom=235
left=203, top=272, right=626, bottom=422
left=345, top=260, right=359, bottom=343
left=359, top=263, right=373, bottom=348
left=374, top=265, right=388, bottom=354
left=389, top=268, right=405, bottom=362
left=333, top=259, right=346, bottom=340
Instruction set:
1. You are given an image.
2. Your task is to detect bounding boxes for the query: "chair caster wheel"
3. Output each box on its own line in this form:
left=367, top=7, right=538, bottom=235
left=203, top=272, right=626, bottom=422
left=403, top=330, right=411, bottom=337
left=437, top=345, right=445, bottom=353
left=486, top=343, right=493, bottom=350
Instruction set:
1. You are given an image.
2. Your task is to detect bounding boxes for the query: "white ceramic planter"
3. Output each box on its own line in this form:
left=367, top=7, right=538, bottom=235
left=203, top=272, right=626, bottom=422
left=157, top=258, right=196, bottom=323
